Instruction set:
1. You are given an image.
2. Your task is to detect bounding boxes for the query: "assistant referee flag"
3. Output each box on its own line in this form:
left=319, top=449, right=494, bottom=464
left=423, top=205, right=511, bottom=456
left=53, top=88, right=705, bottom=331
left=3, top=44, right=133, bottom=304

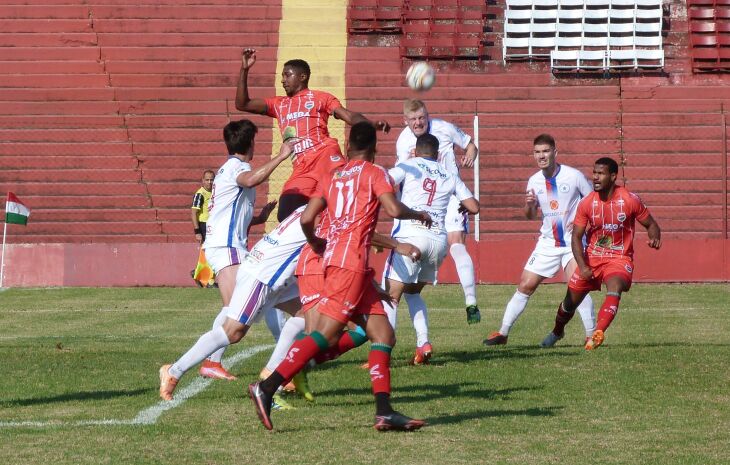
left=5, top=192, right=30, bottom=225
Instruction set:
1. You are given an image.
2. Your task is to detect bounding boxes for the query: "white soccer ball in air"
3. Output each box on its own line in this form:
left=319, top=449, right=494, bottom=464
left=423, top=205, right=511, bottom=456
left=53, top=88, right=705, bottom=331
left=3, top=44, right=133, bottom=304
left=406, top=61, right=435, bottom=91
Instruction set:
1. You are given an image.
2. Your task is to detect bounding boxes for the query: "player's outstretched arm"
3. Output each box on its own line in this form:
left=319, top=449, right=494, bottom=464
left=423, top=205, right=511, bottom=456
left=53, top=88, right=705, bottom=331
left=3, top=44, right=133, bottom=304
left=639, top=214, right=662, bottom=249
left=236, top=141, right=294, bottom=188
left=571, top=224, right=592, bottom=279
left=461, top=141, right=479, bottom=168
left=372, top=233, right=421, bottom=262
left=332, top=107, right=390, bottom=133
left=301, top=197, right=327, bottom=254
left=234, top=48, right=268, bottom=114
left=460, top=197, right=480, bottom=215
left=378, top=192, right=433, bottom=228
left=250, top=200, right=278, bottom=226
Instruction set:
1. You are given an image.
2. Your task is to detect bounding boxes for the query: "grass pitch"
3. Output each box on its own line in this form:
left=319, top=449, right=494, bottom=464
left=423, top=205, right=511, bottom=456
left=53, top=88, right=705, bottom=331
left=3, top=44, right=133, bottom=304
left=0, top=284, right=728, bottom=465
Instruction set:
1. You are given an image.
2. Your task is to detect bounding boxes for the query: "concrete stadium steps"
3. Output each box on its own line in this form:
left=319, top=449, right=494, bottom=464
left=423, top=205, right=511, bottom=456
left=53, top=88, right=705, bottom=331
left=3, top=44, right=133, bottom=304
left=0, top=0, right=277, bottom=244
left=0, top=169, right=141, bottom=183
left=19, top=195, right=150, bottom=209
left=1, top=156, right=137, bottom=170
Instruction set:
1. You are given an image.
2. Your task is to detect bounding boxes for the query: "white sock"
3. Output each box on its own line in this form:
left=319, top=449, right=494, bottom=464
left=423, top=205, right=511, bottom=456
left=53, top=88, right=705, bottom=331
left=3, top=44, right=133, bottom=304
left=265, top=316, right=304, bottom=372
left=450, top=243, right=477, bottom=306
left=207, top=306, right=229, bottom=363
left=169, top=326, right=230, bottom=379
left=405, top=293, right=429, bottom=347
left=383, top=299, right=397, bottom=330
left=264, top=308, right=287, bottom=342
left=577, top=293, right=596, bottom=337
left=499, top=290, right=531, bottom=336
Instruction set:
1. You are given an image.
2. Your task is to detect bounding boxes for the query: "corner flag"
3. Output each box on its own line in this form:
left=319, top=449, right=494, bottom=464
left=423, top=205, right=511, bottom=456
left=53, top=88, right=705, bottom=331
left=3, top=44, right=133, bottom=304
left=5, top=192, right=30, bottom=225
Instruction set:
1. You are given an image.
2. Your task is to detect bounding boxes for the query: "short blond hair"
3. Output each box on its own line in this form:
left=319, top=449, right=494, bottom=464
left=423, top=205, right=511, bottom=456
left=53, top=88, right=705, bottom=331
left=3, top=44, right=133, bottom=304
left=403, top=98, right=426, bottom=115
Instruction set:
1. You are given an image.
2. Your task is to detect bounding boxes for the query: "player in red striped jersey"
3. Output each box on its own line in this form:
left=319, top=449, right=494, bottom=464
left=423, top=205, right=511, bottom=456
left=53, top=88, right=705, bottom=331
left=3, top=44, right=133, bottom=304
left=235, top=48, right=390, bottom=221
left=249, top=122, right=431, bottom=432
left=544, top=157, right=661, bottom=350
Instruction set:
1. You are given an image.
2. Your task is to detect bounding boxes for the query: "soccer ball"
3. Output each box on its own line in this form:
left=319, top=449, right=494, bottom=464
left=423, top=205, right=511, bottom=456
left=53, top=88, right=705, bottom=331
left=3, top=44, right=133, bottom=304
left=406, top=61, right=435, bottom=91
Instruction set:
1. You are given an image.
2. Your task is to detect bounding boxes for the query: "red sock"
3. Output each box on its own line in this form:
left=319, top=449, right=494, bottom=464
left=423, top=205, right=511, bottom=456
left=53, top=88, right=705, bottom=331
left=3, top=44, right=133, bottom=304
left=368, top=343, right=392, bottom=396
left=314, top=330, right=367, bottom=364
left=552, top=303, right=575, bottom=336
left=274, top=331, right=329, bottom=382
left=596, top=295, right=621, bottom=332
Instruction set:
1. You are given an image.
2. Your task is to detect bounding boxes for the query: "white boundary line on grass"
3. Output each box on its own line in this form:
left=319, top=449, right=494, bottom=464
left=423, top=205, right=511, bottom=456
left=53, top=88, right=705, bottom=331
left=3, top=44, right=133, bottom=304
left=0, top=343, right=273, bottom=429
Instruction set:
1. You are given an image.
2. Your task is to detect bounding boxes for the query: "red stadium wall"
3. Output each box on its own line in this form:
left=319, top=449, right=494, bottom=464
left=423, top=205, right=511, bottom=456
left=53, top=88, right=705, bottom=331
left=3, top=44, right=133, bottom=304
left=0, top=0, right=729, bottom=287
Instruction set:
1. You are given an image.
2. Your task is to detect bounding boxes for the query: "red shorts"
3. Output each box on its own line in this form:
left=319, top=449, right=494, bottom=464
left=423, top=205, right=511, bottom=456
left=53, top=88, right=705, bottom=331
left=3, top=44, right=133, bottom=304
left=569, top=256, right=634, bottom=292
left=317, top=266, right=385, bottom=324
left=282, top=144, right=345, bottom=198
left=297, top=273, right=324, bottom=313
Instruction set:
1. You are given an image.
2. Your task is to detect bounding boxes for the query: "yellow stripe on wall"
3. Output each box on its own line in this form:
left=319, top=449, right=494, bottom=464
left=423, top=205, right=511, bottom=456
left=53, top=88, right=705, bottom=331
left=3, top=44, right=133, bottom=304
left=267, top=0, right=348, bottom=231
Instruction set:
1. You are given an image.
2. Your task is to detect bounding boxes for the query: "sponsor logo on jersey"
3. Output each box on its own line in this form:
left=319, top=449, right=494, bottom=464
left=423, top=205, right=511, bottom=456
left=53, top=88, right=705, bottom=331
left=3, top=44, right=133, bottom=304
left=263, top=235, right=279, bottom=246
left=617, top=212, right=627, bottom=222
left=559, top=183, right=570, bottom=193
left=595, top=235, right=613, bottom=248
left=603, top=223, right=621, bottom=231
left=293, top=138, right=314, bottom=153
left=550, top=200, right=559, bottom=210
left=416, top=162, right=449, bottom=179
left=334, top=164, right=364, bottom=178
left=286, top=111, right=310, bottom=121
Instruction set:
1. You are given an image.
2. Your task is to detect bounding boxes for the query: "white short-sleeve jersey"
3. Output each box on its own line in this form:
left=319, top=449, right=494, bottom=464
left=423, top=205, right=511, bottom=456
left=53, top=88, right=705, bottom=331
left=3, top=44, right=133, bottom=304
left=395, top=118, right=471, bottom=179
left=389, top=157, right=474, bottom=237
left=203, top=157, right=256, bottom=250
left=241, top=206, right=307, bottom=291
left=527, top=164, right=592, bottom=248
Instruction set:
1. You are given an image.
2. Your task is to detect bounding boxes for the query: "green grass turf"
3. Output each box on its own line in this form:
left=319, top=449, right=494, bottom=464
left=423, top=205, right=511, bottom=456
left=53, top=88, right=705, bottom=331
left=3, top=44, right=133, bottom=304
left=0, top=284, right=728, bottom=465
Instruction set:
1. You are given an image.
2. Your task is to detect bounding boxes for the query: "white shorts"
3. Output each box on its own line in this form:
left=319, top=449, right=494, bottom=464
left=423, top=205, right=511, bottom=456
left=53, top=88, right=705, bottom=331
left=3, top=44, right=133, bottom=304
left=383, top=234, right=448, bottom=284
left=226, top=269, right=299, bottom=325
left=523, top=242, right=576, bottom=278
left=445, top=195, right=469, bottom=234
left=204, top=246, right=247, bottom=274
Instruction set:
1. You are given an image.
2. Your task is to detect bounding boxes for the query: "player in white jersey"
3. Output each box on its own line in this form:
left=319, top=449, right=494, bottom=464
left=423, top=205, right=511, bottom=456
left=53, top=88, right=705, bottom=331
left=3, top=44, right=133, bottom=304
left=159, top=206, right=308, bottom=401
left=395, top=99, right=482, bottom=325
left=483, top=134, right=596, bottom=348
left=158, top=119, right=293, bottom=390
left=384, top=134, right=479, bottom=364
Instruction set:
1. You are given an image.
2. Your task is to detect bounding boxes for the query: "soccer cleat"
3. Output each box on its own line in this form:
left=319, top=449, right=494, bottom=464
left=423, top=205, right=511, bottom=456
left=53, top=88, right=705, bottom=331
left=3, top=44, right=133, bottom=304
left=540, top=331, right=564, bottom=348
left=248, top=382, right=274, bottom=430
left=374, top=411, right=427, bottom=431
left=272, top=392, right=296, bottom=411
left=159, top=364, right=178, bottom=401
left=466, top=305, right=481, bottom=324
left=359, top=361, right=370, bottom=370
left=410, top=342, right=433, bottom=365
left=292, top=371, right=315, bottom=402
left=199, top=360, right=237, bottom=380
left=483, top=331, right=508, bottom=346
left=585, top=329, right=605, bottom=351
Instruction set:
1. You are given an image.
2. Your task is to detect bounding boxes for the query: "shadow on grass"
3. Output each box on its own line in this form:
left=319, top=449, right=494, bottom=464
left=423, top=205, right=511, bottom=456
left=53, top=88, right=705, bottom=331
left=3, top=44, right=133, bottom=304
left=314, top=383, right=541, bottom=404
left=0, top=388, right=152, bottom=407
left=426, top=405, right=563, bottom=426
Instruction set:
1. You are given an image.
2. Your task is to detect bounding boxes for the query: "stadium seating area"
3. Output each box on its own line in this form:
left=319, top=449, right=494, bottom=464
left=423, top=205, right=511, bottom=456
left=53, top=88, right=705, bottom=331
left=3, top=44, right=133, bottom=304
left=502, top=0, right=664, bottom=71
left=0, top=0, right=728, bottom=249
left=688, top=0, right=730, bottom=71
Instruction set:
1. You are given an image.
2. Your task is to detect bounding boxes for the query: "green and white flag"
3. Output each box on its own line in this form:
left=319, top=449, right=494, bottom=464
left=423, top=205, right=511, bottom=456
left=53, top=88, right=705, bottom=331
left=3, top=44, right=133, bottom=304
left=5, top=192, right=30, bottom=225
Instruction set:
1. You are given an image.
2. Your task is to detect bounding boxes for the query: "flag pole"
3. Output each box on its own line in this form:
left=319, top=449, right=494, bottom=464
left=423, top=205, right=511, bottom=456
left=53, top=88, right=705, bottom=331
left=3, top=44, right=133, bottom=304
left=0, top=220, right=7, bottom=288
